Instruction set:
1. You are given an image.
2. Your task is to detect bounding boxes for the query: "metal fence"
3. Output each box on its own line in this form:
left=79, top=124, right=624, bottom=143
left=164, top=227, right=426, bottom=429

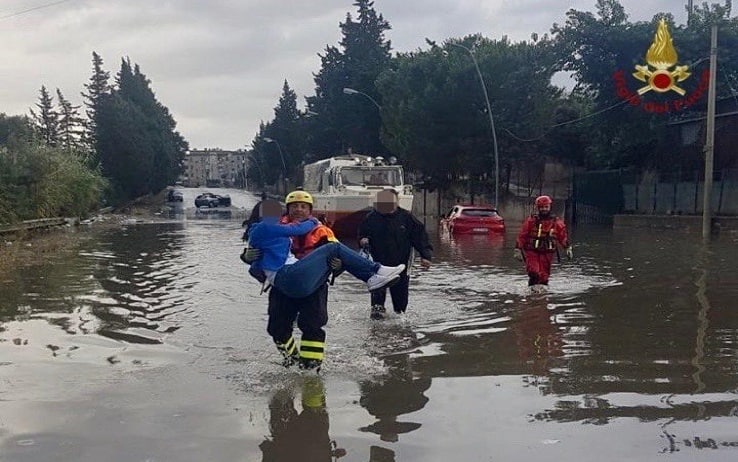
left=572, top=168, right=738, bottom=224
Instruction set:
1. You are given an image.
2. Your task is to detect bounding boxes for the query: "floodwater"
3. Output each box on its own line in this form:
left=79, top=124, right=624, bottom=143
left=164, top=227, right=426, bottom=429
left=2, top=188, right=738, bottom=462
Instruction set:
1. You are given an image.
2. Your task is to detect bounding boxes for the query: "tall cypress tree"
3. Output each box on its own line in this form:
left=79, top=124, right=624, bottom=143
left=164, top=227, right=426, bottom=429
left=81, top=51, right=111, bottom=161
left=56, top=89, right=85, bottom=154
left=29, top=85, right=59, bottom=147
left=305, top=0, right=392, bottom=157
left=96, top=57, right=187, bottom=202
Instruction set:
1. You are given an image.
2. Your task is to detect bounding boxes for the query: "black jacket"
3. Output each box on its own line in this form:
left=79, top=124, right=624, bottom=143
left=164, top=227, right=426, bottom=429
left=358, top=207, right=433, bottom=266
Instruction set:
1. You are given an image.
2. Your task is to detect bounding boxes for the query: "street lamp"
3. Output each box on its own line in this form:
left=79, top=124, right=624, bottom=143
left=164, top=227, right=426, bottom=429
left=262, top=137, right=288, bottom=174
left=263, top=137, right=288, bottom=194
left=343, top=87, right=382, bottom=111
left=447, top=42, right=500, bottom=209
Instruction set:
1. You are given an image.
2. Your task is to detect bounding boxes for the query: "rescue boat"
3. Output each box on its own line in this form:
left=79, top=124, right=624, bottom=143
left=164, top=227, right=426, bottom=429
left=302, top=154, right=413, bottom=236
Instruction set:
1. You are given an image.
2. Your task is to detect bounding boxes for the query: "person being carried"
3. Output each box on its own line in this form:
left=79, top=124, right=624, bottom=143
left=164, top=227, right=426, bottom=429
left=358, top=189, right=433, bottom=320
left=241, top=190, right=340, bottom=371
left=513, top=195, right=573, bottom=293
left=248, top=199, right=405, bottom=299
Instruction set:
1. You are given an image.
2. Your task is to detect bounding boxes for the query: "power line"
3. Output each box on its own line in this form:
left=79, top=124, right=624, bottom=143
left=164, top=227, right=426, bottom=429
left=0, top=0, right=75, bottom=21
left=502, top=99, right=629, bottom=143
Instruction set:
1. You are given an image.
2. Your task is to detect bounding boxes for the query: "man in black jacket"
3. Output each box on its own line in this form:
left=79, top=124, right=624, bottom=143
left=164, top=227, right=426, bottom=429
left=358, top=189, right=433, bottom=319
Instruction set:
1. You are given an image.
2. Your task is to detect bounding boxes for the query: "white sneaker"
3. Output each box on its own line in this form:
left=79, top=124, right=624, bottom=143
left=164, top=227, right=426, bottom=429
left=366, top=273, right=399, bottom=292
left=376, top=264, right=405, bottom=278
left=366, top=264, right=405, bottom=292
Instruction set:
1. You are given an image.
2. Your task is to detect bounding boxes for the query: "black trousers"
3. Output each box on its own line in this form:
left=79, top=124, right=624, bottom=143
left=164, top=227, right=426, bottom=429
left=370, top=272, right=410, bottom=313
left=267, top=283, right=328, bottom=344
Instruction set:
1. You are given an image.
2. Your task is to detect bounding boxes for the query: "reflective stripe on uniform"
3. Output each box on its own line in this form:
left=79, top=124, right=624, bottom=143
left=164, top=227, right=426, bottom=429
left=299, top=340, right=325, bottom=360
left=278, top=336, right=297, bottom=356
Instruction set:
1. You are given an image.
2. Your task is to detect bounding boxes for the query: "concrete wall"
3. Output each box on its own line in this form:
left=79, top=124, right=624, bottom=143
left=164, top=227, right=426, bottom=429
left=613, top=214, right=738, bottom=233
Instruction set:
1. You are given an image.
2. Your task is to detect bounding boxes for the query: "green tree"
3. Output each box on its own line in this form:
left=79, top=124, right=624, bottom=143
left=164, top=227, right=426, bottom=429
left=305, top=0, right=392, bottom=157
left=377, top=35, right=561, bottom=195
left=81, top=51, right=111, bottom=161
left=56, top=89, right=85, bottom=154
left=551, top=0, right=738, bottom=170
left=95, top=57, right=187, bottom=202
left=0, top=115, right=106, bottom=223
left=29, top=85, right=59, bottom=147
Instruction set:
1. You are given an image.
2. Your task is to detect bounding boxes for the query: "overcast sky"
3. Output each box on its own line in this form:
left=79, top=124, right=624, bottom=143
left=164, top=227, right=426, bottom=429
left=1, top=0, right=695, bottom=150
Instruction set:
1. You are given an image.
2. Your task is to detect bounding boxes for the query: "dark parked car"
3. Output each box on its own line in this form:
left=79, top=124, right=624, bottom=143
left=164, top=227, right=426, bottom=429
left=195, top=192, right=231, bottom=208
left=167, top=189, right=183, bottom=202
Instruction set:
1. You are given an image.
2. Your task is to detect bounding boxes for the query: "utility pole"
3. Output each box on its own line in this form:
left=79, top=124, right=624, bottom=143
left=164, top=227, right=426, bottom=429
left=702, top=24, right=717, bottom=240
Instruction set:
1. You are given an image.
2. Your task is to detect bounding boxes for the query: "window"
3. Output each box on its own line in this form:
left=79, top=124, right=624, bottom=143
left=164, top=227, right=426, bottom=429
left=461, top=208, right=498, bottom=217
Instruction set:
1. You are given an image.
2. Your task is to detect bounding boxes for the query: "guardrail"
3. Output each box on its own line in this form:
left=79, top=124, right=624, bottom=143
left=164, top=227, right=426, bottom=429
left=0, top=217, right=72, bottom=236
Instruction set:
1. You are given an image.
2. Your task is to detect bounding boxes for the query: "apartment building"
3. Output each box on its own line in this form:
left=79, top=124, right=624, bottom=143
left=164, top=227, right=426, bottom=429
left=184, top=149, right=248, bottom=188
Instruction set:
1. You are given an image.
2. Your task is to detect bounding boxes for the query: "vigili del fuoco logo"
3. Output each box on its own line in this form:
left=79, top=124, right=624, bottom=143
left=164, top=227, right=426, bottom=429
left=613, top=19, right=709, bottom=113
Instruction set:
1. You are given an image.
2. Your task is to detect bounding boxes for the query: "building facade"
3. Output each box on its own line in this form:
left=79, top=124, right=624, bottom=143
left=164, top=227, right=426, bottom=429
left=184, top=149, right=248, bottom=188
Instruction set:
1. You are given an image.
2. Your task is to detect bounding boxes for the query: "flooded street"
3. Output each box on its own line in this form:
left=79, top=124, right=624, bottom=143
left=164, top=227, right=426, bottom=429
left=2, top=188, right=738, bottom=461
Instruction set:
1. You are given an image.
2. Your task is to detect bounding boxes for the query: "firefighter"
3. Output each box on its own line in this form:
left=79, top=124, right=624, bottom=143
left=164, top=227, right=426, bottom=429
left=242, top=190, right=341, bottom=371
left=514, top=195, right=573, bottom=293
left=358, top=189, right=433, bottom=319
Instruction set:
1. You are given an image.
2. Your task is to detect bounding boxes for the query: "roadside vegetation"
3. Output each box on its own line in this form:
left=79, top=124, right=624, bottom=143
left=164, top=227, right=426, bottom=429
left=1, top=53, right=186, bottom=225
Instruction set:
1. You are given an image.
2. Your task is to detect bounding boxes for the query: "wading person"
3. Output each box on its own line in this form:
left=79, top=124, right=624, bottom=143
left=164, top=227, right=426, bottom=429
left=513, top=195, right=573, bottom=293
left=242, top=191, right=401, bottom=371
left=358, top=189, right=433, bottom=320
left=247, top=191, right=339, bottom=370
left=248, top=199, right=405, bottom=299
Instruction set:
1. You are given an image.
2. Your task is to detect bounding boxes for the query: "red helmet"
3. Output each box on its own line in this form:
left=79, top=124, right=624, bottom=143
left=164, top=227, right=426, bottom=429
left=535, top=195, right=552, bottom=207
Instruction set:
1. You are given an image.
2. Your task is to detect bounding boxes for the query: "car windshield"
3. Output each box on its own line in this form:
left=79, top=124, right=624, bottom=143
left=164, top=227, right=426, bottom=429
left=339, top=167, right=402, bottom=186
left=461, top=209, right=498, bottom=217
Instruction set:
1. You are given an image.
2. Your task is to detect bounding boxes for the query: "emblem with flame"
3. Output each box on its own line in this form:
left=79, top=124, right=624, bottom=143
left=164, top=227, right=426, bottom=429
left=633, top=19, right=690, bottom=95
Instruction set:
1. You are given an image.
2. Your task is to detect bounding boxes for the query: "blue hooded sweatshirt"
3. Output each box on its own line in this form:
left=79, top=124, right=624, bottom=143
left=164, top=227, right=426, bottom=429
left=247, top=217, right=318, bottom=272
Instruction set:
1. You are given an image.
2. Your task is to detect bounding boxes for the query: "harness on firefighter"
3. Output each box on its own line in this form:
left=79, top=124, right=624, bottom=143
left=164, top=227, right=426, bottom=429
left=529, top=215, right=559, bottom=251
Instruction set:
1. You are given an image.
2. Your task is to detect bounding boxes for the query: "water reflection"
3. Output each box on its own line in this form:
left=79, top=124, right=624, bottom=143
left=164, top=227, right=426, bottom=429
left=259, top=376, right=346, bottom=461
left=511, top=295, right=564, bottom=377
left=439, top=231, right=506, bottom=266
left=359, top=354, right=430, bottom=444
left=0, top=224, right=191, bottom=346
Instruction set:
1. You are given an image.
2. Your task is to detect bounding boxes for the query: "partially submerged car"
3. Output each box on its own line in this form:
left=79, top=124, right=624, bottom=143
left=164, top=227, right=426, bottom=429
left=442, top=204, right=505, bottom=234
left=194, top=192, right=231, bottom=208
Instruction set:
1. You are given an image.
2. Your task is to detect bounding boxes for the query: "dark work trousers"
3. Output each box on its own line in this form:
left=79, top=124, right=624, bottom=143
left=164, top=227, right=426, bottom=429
left=370, top=271, right=410, bottom=313
left=267, top=283, right=328, bottom=344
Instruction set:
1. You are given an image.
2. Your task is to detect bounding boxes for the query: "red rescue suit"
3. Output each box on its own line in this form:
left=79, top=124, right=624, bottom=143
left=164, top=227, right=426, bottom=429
left=515, top=214, right=569, bottom=286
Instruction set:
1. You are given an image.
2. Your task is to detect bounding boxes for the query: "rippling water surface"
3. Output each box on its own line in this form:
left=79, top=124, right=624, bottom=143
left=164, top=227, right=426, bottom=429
left=2, top=188, right=738, bottom=461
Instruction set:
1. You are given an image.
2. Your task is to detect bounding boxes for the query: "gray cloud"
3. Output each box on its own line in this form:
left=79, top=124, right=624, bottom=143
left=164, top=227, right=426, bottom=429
left=0, top=0, right=695, bottom=149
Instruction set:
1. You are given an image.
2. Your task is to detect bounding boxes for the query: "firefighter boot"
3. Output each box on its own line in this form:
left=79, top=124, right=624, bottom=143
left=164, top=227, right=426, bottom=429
left=298, top=339, right=325, bottom=372
left=370, top=304, right=387, bottom=320
left=276, top=336, right=300, bottom=368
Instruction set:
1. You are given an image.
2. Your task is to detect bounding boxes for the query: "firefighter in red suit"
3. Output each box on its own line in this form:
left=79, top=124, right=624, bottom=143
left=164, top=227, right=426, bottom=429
left=514, top=196, right=573, bottom=292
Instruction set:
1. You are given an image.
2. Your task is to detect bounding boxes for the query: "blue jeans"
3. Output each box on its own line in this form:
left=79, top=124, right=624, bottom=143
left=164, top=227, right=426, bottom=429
left=273, top=242, right=380, bottom=298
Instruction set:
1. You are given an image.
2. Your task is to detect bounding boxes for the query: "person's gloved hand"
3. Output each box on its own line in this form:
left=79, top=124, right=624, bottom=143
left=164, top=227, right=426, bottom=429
left=240, top=247, right=262, bottom=264
left=309, top=217, right=321, bottom=225
left=566, top=246, right=574, bottom=261
left=513, top=248, right=524, bottom=261
left=329, top=257, right=342, bottom=272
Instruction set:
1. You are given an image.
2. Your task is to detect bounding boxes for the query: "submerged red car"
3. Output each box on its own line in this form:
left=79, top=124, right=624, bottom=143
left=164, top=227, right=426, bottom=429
left=443, top=205, right=505, bottom=234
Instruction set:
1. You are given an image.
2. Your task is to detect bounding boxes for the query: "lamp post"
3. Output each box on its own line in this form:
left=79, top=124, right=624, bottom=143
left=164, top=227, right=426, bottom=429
left=263, top=137, right=288, bottom=194
left=447, top=42, right=500, bottom=209
left=343, top=87, right=382, bottom=111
